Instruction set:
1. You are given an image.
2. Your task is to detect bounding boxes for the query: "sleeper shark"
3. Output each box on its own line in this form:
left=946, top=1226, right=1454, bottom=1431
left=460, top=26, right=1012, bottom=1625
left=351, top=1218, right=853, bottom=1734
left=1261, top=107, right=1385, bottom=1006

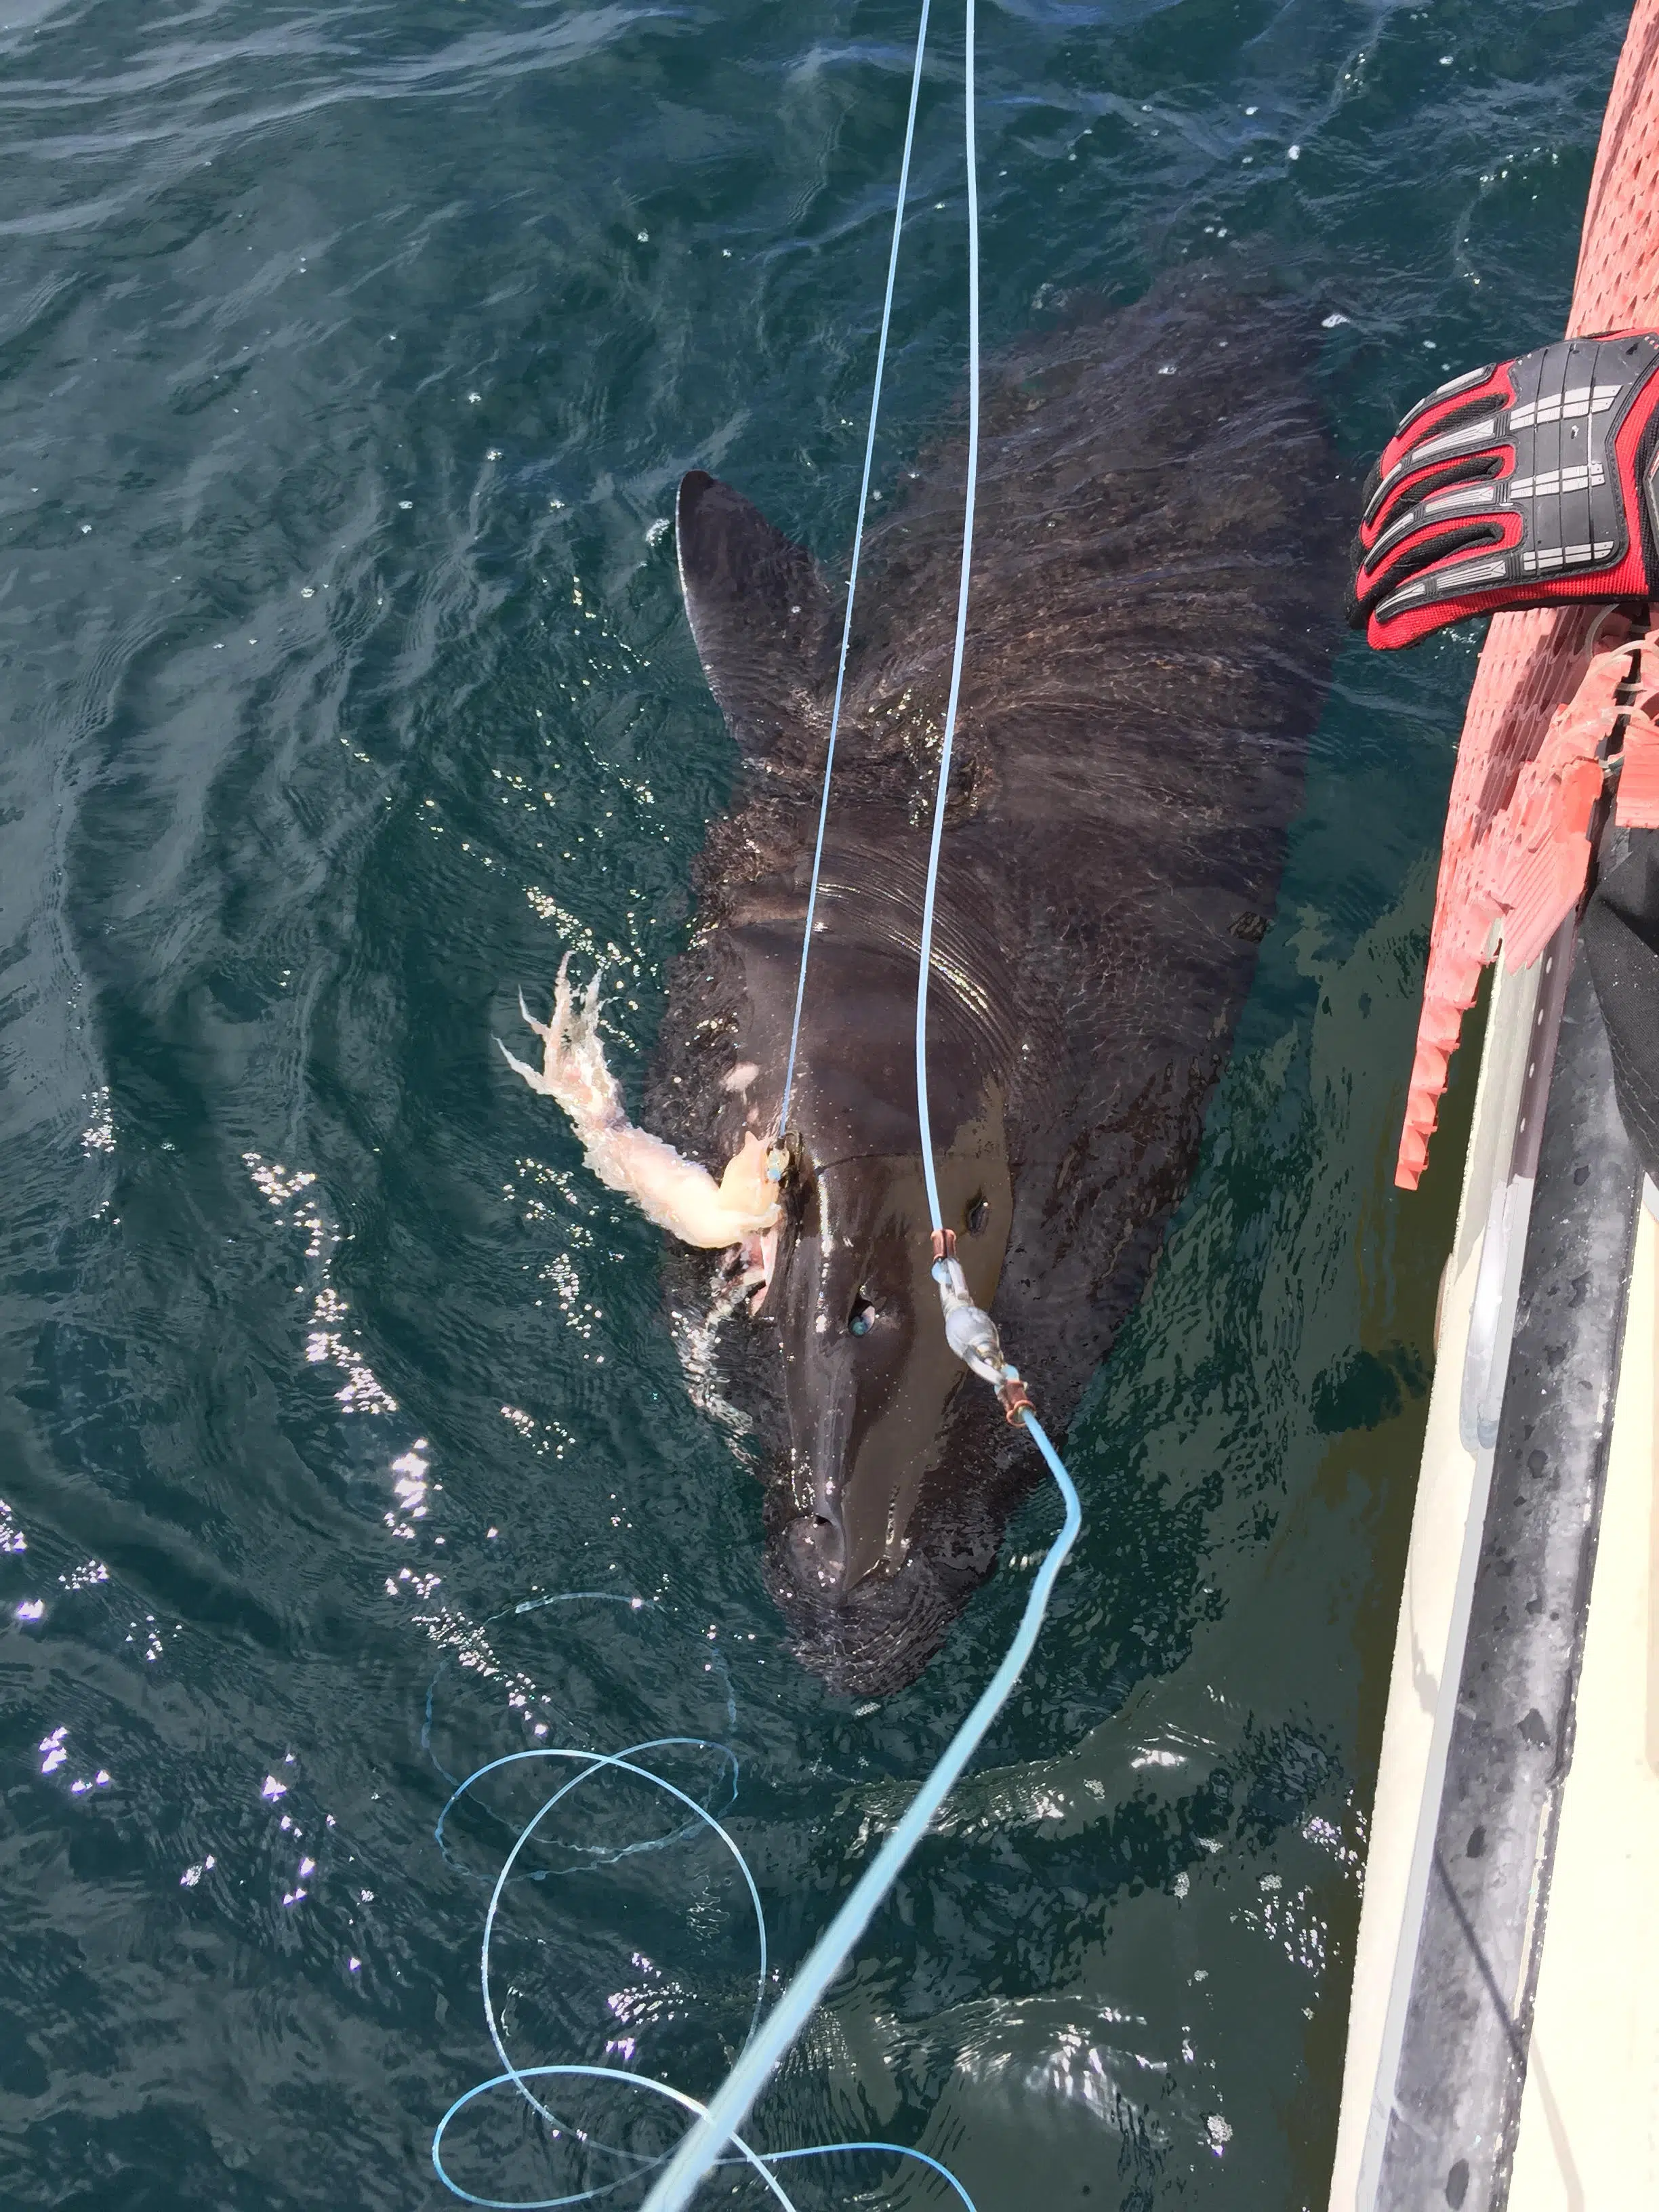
left=505, top=275, right=1342, bottom=1693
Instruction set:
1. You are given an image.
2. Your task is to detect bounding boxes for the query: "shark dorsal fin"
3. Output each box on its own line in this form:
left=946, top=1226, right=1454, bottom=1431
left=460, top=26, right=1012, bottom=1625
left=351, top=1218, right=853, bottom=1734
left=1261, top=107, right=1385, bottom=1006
left=676, top=471, right=838, bottom=757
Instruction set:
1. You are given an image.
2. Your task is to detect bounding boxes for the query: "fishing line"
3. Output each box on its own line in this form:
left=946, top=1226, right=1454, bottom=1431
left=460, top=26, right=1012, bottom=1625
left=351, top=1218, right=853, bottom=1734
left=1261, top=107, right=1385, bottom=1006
left=776, top=0, right=933, bottom=1142
left=639, top=2, right=1082, bottom=2204
left=637, top=1431, right=1078, bottom=2211
left=431, top=1726, right=979, bottom=2210
left=438, top=5, right=1084, bottom=2204
left=913, top=0, right=979, bottom=1246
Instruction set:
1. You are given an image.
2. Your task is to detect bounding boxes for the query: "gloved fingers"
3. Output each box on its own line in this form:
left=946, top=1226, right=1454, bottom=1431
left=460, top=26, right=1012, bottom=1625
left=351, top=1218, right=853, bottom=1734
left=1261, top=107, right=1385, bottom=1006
left=1366, top=473, right=1506, bottom=568
left=1361, top=448, right=1509, bottom=548
left=1348, top=511, right=1521, bottom=632
left=1348, top=331, right=1659, bottom=651
left=1353, top=362, right=1510, bottom=557
left=1379, top=360, right=1505, bottom=459
left=1366, top=409, right=1516, bottom=529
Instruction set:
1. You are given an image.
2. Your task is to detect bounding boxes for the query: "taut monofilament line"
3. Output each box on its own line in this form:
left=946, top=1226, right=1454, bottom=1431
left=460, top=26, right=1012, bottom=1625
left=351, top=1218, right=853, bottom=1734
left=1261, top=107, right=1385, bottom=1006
left=775, top=0, right=933, bottom=1145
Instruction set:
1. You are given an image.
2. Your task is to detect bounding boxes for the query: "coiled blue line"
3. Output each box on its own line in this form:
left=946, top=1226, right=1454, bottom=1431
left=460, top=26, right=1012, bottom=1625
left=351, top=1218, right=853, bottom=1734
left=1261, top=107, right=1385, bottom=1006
left=429, top=1728, right=994, bottom=2209
left=777, top=0, right=932, bottom=1139
left=434, top=1409, right=1080, bottom=2210
left=436, top=2066, right=975, bottom=2211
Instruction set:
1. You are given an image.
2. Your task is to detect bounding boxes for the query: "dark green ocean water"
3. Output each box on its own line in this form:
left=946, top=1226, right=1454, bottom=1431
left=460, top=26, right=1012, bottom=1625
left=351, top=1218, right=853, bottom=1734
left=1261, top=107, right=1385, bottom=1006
left=0, top=2, right=1633, bottom=2205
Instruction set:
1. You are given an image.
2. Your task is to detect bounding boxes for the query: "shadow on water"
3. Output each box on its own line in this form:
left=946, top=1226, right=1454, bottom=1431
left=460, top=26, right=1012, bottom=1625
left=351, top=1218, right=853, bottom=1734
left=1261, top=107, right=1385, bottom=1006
left=0, top=0, right=1626, bottom=2205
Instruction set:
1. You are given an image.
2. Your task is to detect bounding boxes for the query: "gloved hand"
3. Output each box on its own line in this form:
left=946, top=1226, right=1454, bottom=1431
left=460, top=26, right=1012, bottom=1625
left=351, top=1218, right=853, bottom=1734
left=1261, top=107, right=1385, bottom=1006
left=1349, top=332, right=1659, bottom=649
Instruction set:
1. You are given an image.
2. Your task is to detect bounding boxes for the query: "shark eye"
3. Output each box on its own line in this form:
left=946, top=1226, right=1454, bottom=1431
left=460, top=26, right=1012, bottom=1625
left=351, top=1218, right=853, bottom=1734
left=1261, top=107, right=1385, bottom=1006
left=848, top=1294, right=877, bottom=1337
left=966, top=1195, right=989, bottom=1235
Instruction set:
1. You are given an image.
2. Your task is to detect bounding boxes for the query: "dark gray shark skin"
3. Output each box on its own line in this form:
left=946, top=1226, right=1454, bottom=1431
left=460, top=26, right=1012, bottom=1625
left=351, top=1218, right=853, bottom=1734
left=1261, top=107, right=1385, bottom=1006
left=647, top=274, right=1343, bottom=1694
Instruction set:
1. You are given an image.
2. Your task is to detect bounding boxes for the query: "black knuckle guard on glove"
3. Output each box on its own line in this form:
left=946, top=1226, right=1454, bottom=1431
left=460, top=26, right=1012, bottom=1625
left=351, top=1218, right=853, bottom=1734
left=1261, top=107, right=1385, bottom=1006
left=1349, top=331, right=1659, bottom=649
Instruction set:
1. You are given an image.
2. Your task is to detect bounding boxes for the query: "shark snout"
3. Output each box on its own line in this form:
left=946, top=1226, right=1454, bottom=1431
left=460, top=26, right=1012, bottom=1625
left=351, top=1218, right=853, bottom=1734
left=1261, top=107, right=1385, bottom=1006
left=787, top=1495, right=848, bottom=1593
left=770, top=1144, right=1010, bottom=1618
left=785, top=1361, right=858, bottom=1597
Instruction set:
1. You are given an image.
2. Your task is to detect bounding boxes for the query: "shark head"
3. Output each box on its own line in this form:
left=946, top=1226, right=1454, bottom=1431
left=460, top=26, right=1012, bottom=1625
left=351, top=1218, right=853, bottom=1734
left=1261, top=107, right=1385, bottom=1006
left=670, top=464, right=1025, bottom=1687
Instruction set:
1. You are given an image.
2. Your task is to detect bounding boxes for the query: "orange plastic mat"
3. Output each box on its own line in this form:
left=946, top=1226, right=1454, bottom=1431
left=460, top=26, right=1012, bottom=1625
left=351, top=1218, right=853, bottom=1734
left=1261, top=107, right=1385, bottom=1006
left=1396, top=0, right=1659, bottom=1189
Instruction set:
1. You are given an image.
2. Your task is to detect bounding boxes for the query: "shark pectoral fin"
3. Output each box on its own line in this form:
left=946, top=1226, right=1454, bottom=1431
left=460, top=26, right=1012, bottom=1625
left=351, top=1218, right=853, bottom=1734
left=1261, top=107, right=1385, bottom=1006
left=675, top=471, right=838, bottom=757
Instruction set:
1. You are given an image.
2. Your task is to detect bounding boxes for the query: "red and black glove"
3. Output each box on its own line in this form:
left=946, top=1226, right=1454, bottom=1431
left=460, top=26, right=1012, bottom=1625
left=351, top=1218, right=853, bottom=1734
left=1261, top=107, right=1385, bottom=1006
left=1349, top=332, right=1659, bottom=649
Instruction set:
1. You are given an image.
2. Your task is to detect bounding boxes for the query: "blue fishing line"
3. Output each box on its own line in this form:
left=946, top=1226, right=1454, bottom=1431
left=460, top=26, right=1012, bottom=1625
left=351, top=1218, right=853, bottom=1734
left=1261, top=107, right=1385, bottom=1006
left=776, top=0, right=932, bottom=1141
left=434, top=2063, right=977, bottom=2211
left=431, top=1729, right=1004, bottom=2209
left=639, top=15, right=1085, bottom=2203
left=636, top=1445, right=1079, bottom=2212
left=446, top=1744, right=767, bottom=2125
left=914, top=0, right=979, bottom=1242
left=438, top=6, right=1086, bottom=2203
